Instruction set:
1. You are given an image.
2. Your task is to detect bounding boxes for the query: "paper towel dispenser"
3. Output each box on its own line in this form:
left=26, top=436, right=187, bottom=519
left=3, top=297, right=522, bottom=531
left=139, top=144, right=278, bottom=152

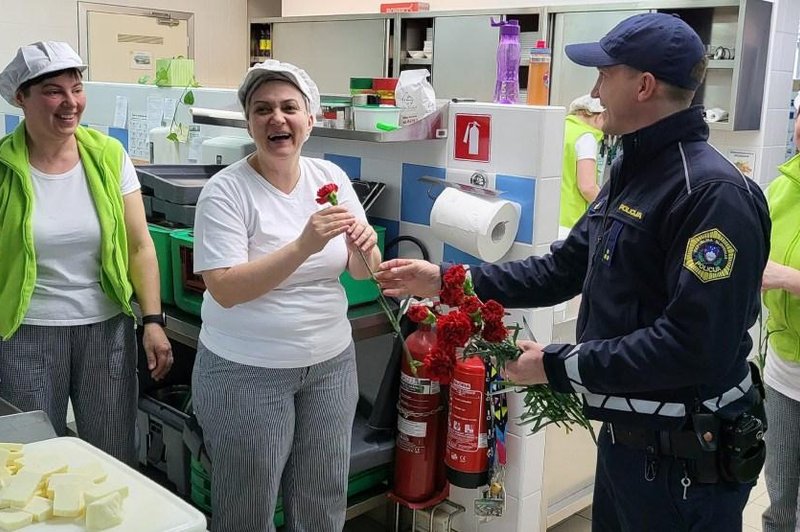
left=200, top=136, right=256, bottom=165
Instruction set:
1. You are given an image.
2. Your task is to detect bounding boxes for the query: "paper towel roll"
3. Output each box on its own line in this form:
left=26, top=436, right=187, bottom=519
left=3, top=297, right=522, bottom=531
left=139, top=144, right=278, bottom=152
left=430, top=187, right=521, bottom=262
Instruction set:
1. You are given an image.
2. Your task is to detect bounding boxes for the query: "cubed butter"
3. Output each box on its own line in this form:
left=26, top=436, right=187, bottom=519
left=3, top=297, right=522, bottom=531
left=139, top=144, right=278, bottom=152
left=21, top=495, right=52, bottom=522
left=0, top=469, right=44, bottom=508
left=85, top=482, right=129, bottom=504
left=85, top=492, right=124, bottom=530
left=0, top=445, right=23, bottom=453
left=51, top=484, right=84, bottom=518
left=0, top=509, right=32, bottom=531
left=22, top=458, right=68, bottom=478
left=70, top=461, right=107, bottom=483
left=46, top=473, right=93, bottom=497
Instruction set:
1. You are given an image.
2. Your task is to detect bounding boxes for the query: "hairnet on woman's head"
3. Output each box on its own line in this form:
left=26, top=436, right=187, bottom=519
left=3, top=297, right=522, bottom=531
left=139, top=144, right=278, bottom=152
left=0, top=41, right=87, bottom=107
left=238, top=60, right=320, bottom=117
left=568, top=94, right=604, bottom=115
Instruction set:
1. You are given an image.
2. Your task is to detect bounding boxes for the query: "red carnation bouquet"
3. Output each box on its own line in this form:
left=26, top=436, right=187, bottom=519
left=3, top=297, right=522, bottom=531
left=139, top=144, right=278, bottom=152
left=407, top=265, right=593, bottom=435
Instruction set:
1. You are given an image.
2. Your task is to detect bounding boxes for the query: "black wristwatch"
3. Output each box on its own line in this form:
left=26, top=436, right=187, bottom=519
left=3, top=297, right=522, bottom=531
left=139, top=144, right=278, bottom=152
left=141, top=312, right=166, bottom=327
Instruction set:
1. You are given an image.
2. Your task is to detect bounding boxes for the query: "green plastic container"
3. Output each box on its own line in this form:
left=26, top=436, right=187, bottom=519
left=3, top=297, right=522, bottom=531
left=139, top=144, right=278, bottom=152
left=148, top=223, right=175, bottom=304
left=339, top=225, right=386, bottom=306
left=169, top=229, right=203, bottom=316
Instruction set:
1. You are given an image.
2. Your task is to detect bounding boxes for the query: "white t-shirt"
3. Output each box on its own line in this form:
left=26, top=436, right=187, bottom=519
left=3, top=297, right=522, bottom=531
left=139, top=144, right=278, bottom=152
left=764, top=346, right=800, bottom=402
left=23, top=154, right=140, bottom=325
left=574, top=132, right=599, bottom=161
left=193, top=156, right=367, bottom=368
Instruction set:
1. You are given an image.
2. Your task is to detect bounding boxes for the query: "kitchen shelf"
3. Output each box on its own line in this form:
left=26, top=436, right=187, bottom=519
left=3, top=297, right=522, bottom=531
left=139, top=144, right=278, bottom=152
left=190, top=102, right=449, bottom=142
left=707, top=59, right=735, bottom=69
left=250, top=55, right=271, bottom=63
left=400, top=57, right=432, bottom=65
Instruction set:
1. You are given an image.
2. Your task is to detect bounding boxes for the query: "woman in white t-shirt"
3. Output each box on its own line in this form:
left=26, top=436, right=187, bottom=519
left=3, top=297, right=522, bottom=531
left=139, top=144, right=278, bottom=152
left=191, top=61, right=380, bottom=532
left=0, top=42, right=172, bottom=465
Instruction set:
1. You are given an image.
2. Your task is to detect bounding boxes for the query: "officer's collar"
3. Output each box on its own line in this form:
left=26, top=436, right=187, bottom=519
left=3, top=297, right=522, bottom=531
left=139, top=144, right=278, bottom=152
left=620, top=106, right=709, bottom=165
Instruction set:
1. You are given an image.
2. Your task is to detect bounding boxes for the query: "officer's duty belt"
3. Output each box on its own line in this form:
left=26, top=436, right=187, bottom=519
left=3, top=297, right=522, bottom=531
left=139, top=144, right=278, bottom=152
left=608, top=423, right=705, bottom=459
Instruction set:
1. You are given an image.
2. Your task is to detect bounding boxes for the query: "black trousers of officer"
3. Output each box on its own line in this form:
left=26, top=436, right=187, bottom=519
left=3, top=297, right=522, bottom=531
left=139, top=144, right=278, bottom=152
left=591, top=423, right=753, bottom=531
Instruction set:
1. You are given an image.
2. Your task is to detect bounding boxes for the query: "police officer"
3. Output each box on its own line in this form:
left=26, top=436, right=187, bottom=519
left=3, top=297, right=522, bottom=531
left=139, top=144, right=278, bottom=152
left=375, top=13, right=770, bottom=531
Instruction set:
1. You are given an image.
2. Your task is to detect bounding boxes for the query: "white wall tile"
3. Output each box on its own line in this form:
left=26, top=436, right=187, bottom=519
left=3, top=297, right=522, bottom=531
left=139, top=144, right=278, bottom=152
left=534, top=177, right=560, bottom=246
left=761, top=145, right=793, bottom=184
left=503, top=242, right=536, bottom=262
left=764, top=109, right=795, bottom=147
left=397, top=221, right=444, bottom=263
left=360, top=157, right=402, bottom=220
left=449, top=485, right=479, bottom=532
left=516, top=491, right=544, bottom=532
left=504, top=430, right=546, bottom=499
left=768, top=31, right=797, bottom=74
left=764, top=70, right=794, bottom=112
left=775, top=0, right=800, bottom=34
left=530, top=307, right=555, bottom=345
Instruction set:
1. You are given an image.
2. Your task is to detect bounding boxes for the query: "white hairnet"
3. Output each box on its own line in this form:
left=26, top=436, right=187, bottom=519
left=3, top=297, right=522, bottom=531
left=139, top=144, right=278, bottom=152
left=0, top=41, right=87, bottom=107
left=568, top=94, right=604, bottom=115
left=238, top=60, right=320, bottom=117
left=794, top=91, right=800, bottom=113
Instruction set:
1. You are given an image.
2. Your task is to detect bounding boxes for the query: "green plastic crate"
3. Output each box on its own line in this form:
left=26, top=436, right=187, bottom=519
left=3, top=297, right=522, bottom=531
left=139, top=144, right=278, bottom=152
left=339, top=225, right=386, bottom=306
left=169, top=229, right=203, bottom=316
left=169, top=225, right=386, bottom=315
left=148, top=223, right=175, bottom=305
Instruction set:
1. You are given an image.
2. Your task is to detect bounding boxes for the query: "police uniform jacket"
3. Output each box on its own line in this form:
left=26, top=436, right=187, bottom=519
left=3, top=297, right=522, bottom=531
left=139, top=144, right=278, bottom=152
left=470, top=106, right=770, bottom=430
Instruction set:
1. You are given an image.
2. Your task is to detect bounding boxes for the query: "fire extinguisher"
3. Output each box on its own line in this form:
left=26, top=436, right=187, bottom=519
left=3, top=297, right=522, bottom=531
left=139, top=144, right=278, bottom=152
left=392, top=324, right=445, bottom=503
left=445, top=357, right=489, bottom=488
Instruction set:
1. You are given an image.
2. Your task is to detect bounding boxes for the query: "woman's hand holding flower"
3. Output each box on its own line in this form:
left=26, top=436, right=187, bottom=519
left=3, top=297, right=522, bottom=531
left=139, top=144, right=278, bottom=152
left=346, top=220, right=378, bottom=255
left=297, top=206, right=354, bottom=255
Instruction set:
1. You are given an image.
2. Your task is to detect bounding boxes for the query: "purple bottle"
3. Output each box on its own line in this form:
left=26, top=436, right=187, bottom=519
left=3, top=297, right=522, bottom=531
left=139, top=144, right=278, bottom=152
left=491, top=18, right=520, bottom=104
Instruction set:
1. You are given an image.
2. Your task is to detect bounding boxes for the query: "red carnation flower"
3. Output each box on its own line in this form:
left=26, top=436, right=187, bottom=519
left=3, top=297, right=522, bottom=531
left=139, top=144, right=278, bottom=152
left=436, top=311, right=472, bottom=350
left=481, top=300, right=505, bottom=323
left=316, top=183, right=339, bottom=205
left=481, top=319, right=508, bottom=343
left=461, top=296, right=482, bottom=317
left=442, top=265, right=467, bottom=290
left=407, top=304, right=434, bottom=324
left=424, top=346, right=456, bottom=383
left=439, top=286, right=465, bottom=307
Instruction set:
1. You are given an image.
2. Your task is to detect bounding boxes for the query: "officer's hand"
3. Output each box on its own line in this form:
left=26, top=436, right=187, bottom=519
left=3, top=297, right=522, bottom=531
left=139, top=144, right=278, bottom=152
left=374, top=259, right=441, bottom=298
left=762, top=260, right=789, bottom=291
left=503, top=341, right=548, bottom=385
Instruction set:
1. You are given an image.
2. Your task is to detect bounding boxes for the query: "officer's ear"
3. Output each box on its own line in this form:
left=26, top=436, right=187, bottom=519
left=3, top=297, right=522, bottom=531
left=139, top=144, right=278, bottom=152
left=636, top=72, right=658, bottom=103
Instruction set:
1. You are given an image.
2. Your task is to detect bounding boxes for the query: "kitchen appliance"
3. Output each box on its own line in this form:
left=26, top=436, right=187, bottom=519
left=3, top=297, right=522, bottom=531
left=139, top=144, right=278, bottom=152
left=200, top=136, right=256, bottom=165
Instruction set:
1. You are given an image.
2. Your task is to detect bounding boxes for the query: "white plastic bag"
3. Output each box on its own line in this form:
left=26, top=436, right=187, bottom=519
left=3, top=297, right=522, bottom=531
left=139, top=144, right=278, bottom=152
left=395, top=69, right=436, bottom=126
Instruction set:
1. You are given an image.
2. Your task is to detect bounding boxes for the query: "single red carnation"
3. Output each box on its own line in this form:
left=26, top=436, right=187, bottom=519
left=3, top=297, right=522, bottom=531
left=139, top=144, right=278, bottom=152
left=439, top=286, right=465, bottom=307
left=316, top=183, right=339, bottom=205
left=481, top=300, right=505, bottom=323
left=436, top=311, right=472, bottom=349
left=481, top=319, right=508, bottom=343
left=442, top=265, right=467, bottom=290
left=461, top=296, right=482, bottom=317
left=424, top=346, right=456, bottom=383
left=407, top=304, right=433, bottom=324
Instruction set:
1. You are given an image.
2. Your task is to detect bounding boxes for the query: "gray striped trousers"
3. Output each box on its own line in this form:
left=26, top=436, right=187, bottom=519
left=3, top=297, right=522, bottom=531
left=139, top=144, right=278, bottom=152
left=192, top=341, right=358, bottom=532
left=0, top=314, right=138, bottom=465
left=763, top=384, right=800, bottom=531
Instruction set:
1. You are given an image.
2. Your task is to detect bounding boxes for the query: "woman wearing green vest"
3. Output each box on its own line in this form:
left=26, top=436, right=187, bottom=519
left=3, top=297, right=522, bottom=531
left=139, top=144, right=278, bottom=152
left=559, top=94, right=605, bottom=238
left=0, top=42, right=172, bottom=465
left=761, top=92, right=800, bottom=532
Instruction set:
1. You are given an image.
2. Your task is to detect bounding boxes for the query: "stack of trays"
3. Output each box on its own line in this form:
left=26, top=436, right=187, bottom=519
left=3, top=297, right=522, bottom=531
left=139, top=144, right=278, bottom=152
left=138, top=165, right=226, bottom=227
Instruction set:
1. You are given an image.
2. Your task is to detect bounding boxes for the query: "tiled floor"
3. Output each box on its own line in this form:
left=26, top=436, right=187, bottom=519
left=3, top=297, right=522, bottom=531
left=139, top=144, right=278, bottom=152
left=547, top=475, right=769, bottom=532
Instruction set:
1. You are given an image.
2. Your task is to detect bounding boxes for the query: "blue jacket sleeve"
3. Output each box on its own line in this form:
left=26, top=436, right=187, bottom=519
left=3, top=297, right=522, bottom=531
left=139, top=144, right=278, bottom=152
left=543, top=182, right=770, bottom=395
left=470, top=214, right=590, bottom=308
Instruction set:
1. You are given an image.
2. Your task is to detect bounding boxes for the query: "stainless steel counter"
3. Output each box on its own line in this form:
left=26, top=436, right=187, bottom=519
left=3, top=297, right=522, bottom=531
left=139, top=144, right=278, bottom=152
left=133, top=301, right=394, bottom=349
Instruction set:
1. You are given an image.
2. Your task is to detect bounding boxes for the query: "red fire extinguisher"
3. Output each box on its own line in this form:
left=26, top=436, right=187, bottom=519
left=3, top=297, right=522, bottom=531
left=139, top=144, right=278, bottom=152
left=392, top=325, right=445, bottom=503
left=445, top=357, right=489, bottom=488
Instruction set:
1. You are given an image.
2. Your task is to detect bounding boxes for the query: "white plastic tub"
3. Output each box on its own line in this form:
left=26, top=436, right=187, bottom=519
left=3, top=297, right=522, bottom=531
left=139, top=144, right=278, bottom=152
left=352, top=106, right=401, bottom=132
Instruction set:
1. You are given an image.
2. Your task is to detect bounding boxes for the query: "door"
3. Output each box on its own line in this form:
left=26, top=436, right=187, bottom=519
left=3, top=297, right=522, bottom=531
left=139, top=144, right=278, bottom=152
left=82, top=5, right=191, bottom=83
left=550, top=10, right=647, bottom=108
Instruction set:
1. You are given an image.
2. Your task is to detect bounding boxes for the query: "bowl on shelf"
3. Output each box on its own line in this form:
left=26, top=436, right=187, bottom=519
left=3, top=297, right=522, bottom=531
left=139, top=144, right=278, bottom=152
left=408, top=50, right=425, bottom=59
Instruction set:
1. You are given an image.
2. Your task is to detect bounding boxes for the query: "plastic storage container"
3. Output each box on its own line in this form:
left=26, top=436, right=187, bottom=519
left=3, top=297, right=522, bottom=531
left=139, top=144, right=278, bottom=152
left=148, top=223, right=176, bottom=304
left=170, top=229, right=205, bottom=316
left=491, top=18, right=521, bottom=104
left=527, top=40, right=551, bottom=105
left=353, top=107, right=401, bottom=132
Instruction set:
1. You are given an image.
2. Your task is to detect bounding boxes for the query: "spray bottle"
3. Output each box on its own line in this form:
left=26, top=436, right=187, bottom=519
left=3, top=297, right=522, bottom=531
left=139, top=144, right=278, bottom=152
left=491, top=18, right=520, bottom=104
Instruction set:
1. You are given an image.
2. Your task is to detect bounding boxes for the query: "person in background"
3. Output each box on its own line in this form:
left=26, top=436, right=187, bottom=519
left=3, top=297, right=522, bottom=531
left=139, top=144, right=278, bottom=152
left=0, top=41, right=172, bottom=465
left=376, top=13, right=769, bottom=531
left=761, top=91, right=800, bottom=532
left=191, top=60, right=380, bottom=532
left=559, top=94, right=605, bottom=237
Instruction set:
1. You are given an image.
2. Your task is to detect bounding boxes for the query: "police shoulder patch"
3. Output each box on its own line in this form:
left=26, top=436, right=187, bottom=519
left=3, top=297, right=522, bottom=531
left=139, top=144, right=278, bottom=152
left=683, top=229, right=737, bottom=283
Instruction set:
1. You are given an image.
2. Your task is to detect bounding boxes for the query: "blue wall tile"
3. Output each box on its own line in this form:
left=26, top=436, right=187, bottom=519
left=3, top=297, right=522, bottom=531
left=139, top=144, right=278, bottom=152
left=108, top=127, right=129, bottom=151
left=324, top=153, right=361, bottom=179
left=368, top=216, right=400, bottom=260
left=401, top=163, right=445, bottom=225
left=443, top=244, right=482, bottom=266
left=496, top=174, right=536, bottom=244
left=4, top=115, right=20, bottom=134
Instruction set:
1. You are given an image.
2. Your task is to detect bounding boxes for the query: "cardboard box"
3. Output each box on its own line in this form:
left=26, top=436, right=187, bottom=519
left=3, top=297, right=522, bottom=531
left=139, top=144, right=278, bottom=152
left=380, top=2, right=430, bottom=13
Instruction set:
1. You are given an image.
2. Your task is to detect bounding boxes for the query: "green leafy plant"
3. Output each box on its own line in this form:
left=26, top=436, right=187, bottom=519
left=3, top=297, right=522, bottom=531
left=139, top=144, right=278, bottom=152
left=137, top=65, right=200, bottom=144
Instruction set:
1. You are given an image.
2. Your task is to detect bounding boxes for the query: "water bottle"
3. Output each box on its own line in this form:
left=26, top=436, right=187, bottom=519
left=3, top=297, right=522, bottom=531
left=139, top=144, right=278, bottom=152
left=491, top=18, right=520, bottom=104
left=526, top=40, right=551, bottom=105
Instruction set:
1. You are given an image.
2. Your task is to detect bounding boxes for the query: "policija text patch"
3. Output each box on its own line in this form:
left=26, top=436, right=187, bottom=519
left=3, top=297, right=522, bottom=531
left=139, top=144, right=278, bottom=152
left=683, top=229, right=736, bottom=283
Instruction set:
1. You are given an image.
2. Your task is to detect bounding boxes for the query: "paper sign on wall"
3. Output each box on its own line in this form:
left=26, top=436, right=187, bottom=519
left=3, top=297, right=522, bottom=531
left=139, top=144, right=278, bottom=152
left=454, top=114, right=491, bottom=163
left=728, top=149, right=756, bottom=179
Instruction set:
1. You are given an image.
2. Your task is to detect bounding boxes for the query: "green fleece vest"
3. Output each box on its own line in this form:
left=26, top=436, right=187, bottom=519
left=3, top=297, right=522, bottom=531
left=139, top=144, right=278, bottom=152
left=764, top=153, right=800, bottom=362
left=0, top=123, right=133, bottom=340
left=560, top=115, right=604, bottom=228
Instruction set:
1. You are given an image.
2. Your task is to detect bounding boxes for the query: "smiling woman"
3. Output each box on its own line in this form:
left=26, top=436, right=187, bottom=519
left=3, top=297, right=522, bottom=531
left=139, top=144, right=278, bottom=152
left=190, top=60, right=381, bottom=532
left=0, top=41, right=172, bottom=466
